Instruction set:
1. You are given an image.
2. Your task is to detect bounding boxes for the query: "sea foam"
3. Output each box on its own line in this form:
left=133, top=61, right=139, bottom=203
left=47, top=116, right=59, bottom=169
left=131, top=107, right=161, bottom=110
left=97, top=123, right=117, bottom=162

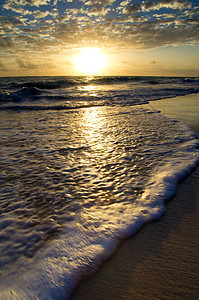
left=0, top=103, right=198, bottom=299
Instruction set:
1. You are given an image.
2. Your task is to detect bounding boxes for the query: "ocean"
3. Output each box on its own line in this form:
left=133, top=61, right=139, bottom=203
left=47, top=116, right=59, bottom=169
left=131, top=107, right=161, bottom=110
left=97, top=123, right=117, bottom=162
left=0, top=76, right=199, bottom=299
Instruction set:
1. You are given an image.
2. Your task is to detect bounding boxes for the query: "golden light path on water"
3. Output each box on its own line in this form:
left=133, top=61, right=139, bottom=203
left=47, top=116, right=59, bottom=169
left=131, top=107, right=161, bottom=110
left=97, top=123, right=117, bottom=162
left=82, top=108, right=105, bottom=148
left=75, top=102, right=127, bottom=205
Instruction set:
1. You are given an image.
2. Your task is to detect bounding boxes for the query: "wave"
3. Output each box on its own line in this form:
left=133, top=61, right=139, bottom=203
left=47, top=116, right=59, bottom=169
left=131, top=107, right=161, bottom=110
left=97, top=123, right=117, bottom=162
left=0, top=77, right=78, bottom=90
left=0, top=104, right=103, bottom=111
left=0, top=87, right=43, bottom=103
left=0, top=76, right=199, bottom=111
left=0, top=76, right=140, bottom=90
left=183, top=77, right=199, bottom=83
left=0, top=90, right=198, bottom=111
left=0, top=104, right=198, bottom=299
left=1, top=76, right=199, bottom=91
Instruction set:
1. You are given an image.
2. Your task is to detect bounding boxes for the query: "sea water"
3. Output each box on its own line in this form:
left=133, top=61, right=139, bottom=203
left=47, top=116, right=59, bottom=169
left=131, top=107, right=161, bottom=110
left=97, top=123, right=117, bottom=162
left=0, top=76, right=199, bottom=299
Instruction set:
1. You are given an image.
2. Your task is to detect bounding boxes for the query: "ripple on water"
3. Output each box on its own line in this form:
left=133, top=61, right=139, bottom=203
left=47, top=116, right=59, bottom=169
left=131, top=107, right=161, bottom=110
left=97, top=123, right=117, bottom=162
left=0, top=106, right=197, bottom=267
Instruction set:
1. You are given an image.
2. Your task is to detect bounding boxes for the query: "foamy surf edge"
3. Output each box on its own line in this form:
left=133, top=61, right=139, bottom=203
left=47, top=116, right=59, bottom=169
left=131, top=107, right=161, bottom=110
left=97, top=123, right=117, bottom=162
left=0, top=127, right=199, bottom=300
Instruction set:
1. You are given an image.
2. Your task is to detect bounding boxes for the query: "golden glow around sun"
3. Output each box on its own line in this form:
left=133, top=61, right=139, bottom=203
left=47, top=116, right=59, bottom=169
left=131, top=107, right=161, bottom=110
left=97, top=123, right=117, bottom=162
left=73, top=47, right=106, bottom=75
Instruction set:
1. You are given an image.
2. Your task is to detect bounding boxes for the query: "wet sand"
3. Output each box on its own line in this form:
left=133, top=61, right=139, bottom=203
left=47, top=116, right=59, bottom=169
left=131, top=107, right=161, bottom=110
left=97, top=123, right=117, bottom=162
left=71, top=93, right=199, bottom=300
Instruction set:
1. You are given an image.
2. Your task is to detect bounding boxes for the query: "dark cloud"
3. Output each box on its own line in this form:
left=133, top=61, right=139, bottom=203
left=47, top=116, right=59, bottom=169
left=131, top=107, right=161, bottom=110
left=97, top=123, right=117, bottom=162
left=157, top=0, right=173, bottom=4
left=53, top=21, right=80, bottom=42
left=16, top=58, right=38, bottom=69
left=150, top=60, right=158, bottom=64
left=142, top=1, right=156, bottom=11
left=123, top=3, right=141, bottom=14
left=0, top=36, right=14, bottom=48
left=82, top=0, right=116, bottom=16
left=130, top=22, right=199, bottom=48
left=0, top=15, right=25, bottom=30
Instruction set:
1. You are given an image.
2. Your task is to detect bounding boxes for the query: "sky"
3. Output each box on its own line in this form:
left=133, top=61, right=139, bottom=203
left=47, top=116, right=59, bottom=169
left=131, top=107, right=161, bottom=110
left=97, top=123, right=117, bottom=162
left=0, top=0, right=199, bottom=76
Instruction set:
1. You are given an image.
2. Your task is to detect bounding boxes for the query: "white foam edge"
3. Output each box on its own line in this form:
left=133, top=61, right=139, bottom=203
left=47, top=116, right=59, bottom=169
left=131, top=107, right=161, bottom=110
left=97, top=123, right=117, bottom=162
left=0, top=141, right=199, bottom=300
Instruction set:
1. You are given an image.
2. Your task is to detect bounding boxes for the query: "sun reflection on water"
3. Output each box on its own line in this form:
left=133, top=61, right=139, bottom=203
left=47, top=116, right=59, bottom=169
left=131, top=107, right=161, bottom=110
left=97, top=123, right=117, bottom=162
left=81, top=107, right=107, bottom=150
left=78, top=85, right=98, bottom=96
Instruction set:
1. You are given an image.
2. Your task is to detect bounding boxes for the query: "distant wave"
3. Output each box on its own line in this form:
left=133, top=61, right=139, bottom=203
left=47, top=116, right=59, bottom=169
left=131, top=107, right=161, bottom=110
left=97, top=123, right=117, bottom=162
left=1, top=76, right=199, bottom=91
left=0, top=76, right=199, bottom=110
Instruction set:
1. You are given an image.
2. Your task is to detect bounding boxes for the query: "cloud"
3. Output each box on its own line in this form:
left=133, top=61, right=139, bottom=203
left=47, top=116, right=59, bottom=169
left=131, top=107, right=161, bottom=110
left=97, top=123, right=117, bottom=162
left=0, top=36, right=14, bottom=48
left=142, top=1, right=156, bottom=11
left=83, top=0, right=116, bottom=6
left=34, top=10, right=50, bottom=18
left=82, top=0, right=116, bottom=15
left=3, top=1, right=36, bottom=14
left=16, top=58, right=38, bottom=69
left=175, top=17, right=199, bottom=25
left=150, top=60, right=158, bottom=64
left=123, top=3, right=141, bottom=14
left=132, top=22, right=199, bottom=49
left=1, top=0, right=199, bottom=54
left=30, top=8, right=58, bottom=19
left=0, top=60, right=7, bottom=71
left=184, top=6, right=199, bottom=16
left=53, top=21, right=80, bottom=42
left=157, top=0, right=191, bottom=10
left=11, top=0, right=51, bottom=6
left=0, top=16, right=25, bottom=30
left=120, top=0, right=131, bottom=6
left=141, top=0, right=192, bottom=12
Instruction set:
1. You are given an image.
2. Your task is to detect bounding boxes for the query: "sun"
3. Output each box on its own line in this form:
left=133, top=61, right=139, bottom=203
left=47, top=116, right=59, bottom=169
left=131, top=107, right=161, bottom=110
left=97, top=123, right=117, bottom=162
left=73, top=47, right=106, bottom=75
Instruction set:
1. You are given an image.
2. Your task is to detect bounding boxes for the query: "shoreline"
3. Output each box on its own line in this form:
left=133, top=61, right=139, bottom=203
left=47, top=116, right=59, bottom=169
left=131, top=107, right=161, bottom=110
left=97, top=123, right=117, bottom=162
left=71, top=93, right=199, bottom=299
left=149, top=93, right=199, bottom=134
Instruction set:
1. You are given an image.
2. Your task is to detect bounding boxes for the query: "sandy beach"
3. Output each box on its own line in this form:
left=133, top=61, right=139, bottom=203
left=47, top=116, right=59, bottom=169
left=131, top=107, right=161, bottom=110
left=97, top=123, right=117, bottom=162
left=71, top=93, right=199, bottom=300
